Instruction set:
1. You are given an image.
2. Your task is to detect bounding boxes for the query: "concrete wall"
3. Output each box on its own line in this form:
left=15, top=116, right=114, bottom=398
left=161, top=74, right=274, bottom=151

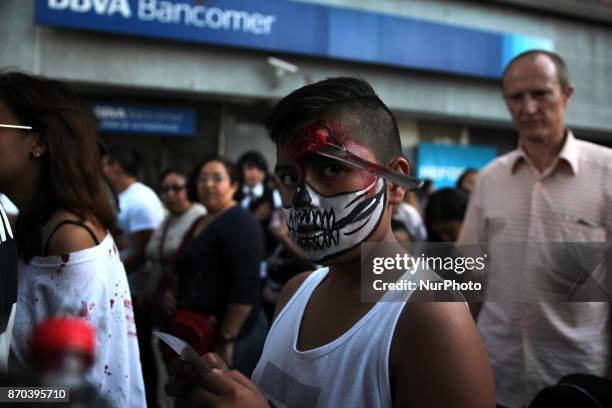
left=1, top=0, right=611, bottom=135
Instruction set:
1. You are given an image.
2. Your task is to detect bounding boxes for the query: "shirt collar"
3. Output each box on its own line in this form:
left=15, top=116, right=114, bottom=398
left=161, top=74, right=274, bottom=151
left=558, top=130, right=579, bottom=175
left=510, top=129, right=579, bottom=176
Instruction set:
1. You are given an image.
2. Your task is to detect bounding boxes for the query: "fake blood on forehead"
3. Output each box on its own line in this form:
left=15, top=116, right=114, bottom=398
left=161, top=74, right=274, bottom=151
left=291, top=121, right=377, bottom=190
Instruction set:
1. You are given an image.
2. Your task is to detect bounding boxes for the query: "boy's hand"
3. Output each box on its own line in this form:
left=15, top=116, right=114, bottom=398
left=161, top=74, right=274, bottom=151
left=192, top=369, right=270, bottom=408
left=165, top=353, right=229, bottom=407
left=213, top=342, right=235, bottom=368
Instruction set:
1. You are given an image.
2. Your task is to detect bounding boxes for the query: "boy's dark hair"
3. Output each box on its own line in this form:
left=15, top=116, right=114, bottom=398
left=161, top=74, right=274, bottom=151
left=187, top=156, right=238, bottom=203
left=424, top=188, right=469, bottom=224
left=105, top=144, right=141, bottom=177
left=264, top=77, right=403, bottom=164
left=237, top=151, right=269, bottom=179
left=502, top=49, right=570, bottom=91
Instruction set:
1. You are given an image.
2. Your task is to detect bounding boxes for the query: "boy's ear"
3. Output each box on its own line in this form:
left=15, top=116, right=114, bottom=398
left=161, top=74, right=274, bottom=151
left=386, top=157, right=411, bottom=206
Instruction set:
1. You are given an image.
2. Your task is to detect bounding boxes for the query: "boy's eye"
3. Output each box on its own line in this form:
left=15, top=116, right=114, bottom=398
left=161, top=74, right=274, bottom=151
left=322, top=165, right=345, bottom=177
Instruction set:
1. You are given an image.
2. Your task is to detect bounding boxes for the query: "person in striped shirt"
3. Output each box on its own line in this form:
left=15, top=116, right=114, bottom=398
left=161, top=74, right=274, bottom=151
left=458, top=50, right=612, bottom=407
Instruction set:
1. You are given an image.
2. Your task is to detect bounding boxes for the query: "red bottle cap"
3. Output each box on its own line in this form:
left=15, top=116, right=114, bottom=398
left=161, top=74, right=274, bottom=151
left=31, top=317, right=96, bottom=357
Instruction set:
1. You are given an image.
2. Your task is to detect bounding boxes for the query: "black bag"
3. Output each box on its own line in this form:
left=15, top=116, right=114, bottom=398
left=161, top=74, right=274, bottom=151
left=529, top=373, right=612, bottom=408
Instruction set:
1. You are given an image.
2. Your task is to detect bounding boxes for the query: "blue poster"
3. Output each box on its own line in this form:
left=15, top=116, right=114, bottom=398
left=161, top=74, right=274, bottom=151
left=91, top=102, right=195, bottom=136
left=35, top=0, right=552, bottom=79
left=417, top=143, right=497, bottom=189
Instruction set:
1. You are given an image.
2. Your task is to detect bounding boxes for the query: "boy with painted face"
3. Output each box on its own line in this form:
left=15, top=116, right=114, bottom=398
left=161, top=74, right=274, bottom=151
left=281, top=121, right=389, bottom=263
left=166, top=78, right=494, bottom=407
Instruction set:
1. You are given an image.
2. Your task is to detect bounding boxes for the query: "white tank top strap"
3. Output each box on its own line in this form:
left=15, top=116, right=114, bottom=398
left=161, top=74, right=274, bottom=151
left=268, top=267, right=330, bottom=335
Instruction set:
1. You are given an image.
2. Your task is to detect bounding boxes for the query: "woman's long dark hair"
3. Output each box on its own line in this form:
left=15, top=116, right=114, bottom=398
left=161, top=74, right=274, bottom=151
left=0, top=72, right=119, bottom=261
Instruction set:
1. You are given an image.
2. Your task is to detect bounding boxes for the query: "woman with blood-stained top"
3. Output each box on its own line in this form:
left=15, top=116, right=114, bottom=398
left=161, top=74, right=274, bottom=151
left=0, top=72, right=145, bottom=407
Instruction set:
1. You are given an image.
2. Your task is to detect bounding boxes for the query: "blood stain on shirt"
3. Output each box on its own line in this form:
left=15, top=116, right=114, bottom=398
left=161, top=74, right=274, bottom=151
left=78, top=301, right=89, bottom=320
left=78, top=301, right=95, bottom=320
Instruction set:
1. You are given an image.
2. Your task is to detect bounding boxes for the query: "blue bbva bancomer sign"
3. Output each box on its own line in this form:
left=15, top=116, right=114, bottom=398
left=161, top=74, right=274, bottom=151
left=417, top=143, right=496, bottom=189
left=92, top=102, right=195, bottom=136
left=36, top=0, right=553, bottom=78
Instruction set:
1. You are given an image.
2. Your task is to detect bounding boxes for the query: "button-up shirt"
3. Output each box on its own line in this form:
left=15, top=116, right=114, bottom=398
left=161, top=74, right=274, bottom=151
left=458, top=131, right=612, bottom=407
left=240, top=183, right=265, bottom=209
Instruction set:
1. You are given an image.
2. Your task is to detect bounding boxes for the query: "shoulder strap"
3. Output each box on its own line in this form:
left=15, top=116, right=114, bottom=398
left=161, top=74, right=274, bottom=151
left=43, top=220, right=100, bottom=256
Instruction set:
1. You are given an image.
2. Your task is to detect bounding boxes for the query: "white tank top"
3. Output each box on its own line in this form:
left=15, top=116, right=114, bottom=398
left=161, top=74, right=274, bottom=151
left=251, top=267, right=415, bottom=408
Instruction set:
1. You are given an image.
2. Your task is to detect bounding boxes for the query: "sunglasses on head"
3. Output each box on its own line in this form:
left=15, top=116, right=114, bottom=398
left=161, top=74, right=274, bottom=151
left=0, top=124, right=34, bottom=130
left=161, top=185, right=186, bottom=194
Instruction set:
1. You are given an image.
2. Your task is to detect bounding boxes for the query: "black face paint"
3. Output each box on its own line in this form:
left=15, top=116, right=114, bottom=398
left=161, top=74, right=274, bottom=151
left=284, top=178, right=387, bottom=263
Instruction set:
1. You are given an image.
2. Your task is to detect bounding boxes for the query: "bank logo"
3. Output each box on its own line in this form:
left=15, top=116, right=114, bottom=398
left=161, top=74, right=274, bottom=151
left=47, top=0, right=277, bottom=35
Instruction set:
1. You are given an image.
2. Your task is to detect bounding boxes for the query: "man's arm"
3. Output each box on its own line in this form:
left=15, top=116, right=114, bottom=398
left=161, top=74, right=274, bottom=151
left=215, top=304, right=252, bottom=367
left=121, top=229, right=153, bottom=273
left=391, top=301, right=495, bottom=407
left=456, top=181, right=487, bottom=320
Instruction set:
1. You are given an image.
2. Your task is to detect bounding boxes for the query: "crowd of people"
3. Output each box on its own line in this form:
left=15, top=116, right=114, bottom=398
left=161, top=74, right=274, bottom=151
left=0, top=48, right=611, bottom=408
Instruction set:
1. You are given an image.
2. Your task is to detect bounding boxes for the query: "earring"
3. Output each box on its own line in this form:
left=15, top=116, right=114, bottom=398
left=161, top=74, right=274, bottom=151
left=31, top=151, right=40, bottom=159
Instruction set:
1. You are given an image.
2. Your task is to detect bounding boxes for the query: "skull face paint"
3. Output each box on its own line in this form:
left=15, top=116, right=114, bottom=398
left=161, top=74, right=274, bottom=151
left=283, top=177, right=387, bottom=263
left=277, top=121, right=389, bottom=263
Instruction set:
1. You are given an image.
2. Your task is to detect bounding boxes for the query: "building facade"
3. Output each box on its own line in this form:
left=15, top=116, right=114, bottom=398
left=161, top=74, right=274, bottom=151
left=1, top=0, right=611, bottom=188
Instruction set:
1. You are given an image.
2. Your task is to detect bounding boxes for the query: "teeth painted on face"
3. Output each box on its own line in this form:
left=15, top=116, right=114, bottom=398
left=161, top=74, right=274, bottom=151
left=284, top=178, right=386, bottom=261
left=290, top=215, right=342, bottom=253
left=289, top=207, right=336, bottom=230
